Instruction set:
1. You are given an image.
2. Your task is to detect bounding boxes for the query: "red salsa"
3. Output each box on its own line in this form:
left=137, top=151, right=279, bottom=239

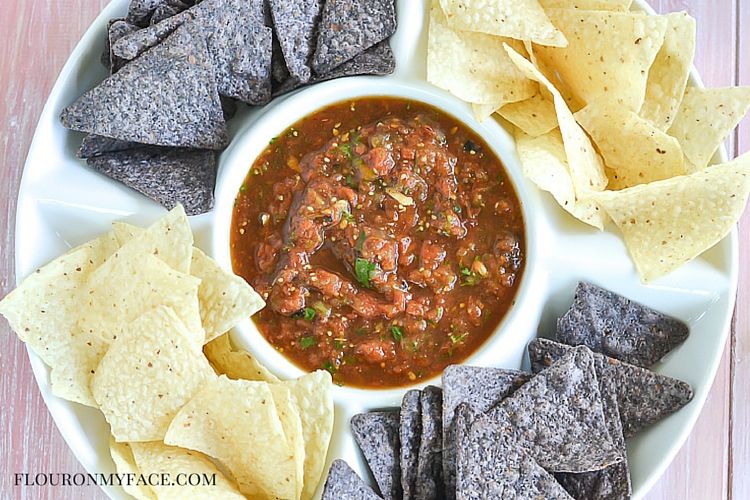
left=231, top=97, right=525, bottom=387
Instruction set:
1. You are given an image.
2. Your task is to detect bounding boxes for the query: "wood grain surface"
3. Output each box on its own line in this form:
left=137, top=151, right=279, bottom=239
left=0, top=1, right=746, bottom=499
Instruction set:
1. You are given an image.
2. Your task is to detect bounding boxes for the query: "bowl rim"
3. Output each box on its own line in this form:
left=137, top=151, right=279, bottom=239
left=211, top=76, right=547, bottom=404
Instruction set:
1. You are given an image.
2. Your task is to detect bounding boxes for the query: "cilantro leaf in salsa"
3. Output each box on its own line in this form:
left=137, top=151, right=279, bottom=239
left=391, top=325, right=404, bottom=342
left=299, top=336, right=317, bottom=350
left=355, top=258, right=376, bottom=288
left=303, top=307, right=316, bottom=321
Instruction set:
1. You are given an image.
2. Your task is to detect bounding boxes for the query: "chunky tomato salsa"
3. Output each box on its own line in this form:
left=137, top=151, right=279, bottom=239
left=231, top=98, right=525, bottom=387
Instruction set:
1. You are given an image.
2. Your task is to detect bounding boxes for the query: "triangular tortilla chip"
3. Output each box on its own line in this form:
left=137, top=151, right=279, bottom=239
left=498, top=91, right=558, bottom=137
left=589, top=152, right=750, bottom=281
left=321, top=460, right=382, bottom=500
left=351, top=411, right=401, bottom=499
left=109, top=439, right=157, bottom=500
left=400, top=390, right=422, bottom=500
left=269, top=0, right=324, bottom=83
left=535, top=10, right=668, bottom=112
left=203, top=333, right=279, bottom=382
left=61, top=22, right=227, bottom=150
left=416, top=386, right=444, bottom=500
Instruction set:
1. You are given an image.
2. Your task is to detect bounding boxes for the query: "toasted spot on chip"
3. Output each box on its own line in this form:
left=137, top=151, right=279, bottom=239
left=88, top=148, right=218, bottom=216
left=0, top=233, right=119, bottom=406
left=203, top=333, right=279, bottom=382
left=575, top=101, right=686, bottom=189
left=164, top=376, right=300, bottom=499
left=528, top=338, right=694, bottom=438
left=439, top=0, right=567, bottom=47
left=322, top=459, right=381, bottom=500
left=498, top=91, right=558, bottom=137
left=428, top=2, right=536, bottom=105
left=61, top=22, right=228, bottom=150
left=399, top=389, right=421, bottom=500
left=557, top=282, right=689, bottom=367
left=312, top=0, right=396, bottom=75
left=668, top=86, right=750, bottom=172
left=589, top=152, right=750, bottom=281
left=535, top=10, right=668, bottom=112
left=351, top=410, right=401, bottom=499
left=129, top=441, right=245, bottom=498
left=640, top=12, right=696, bottom=131
left=92, top=306, right=214, bottom=442
left=109, top=438, right=156, bottom=500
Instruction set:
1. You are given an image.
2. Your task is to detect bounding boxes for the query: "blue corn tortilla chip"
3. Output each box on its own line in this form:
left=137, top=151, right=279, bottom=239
left=399, top=389, right=421, bottom=500
left=351, top=411, right=401, bottom=500
left=150, top=0, right=193, bottom=24
left=271, top=29, right=291, bottom=85
left=126, top=0, right=168, bottom=27
left=493, top=347, right=625, bottom=473
left=416, top=386, right=443, bottom=500
left=61, top=22, right=227, bottom=150
left=528, top=338, right=694, bottom=438
left=269, top=0, right=324, bottom=83
left=557, top=282, right=690, bottom=368
left=77, top=134, right=140, bottom=159
left=322, top=460, right=383, bottom=500
left=312, top=0, right=397, bottom=75
left=87, top=147, right=216, bottom=215
left=101, top=19, right=139, bottom=73
left=113, top=11, right=192, bottom=61
left=456, top=403, right=573, bottom=500
left=442, top=365, right=530, bottom=500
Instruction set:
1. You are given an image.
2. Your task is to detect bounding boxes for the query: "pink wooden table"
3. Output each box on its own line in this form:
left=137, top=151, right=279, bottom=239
left=0, top=1, right=747, bottom=498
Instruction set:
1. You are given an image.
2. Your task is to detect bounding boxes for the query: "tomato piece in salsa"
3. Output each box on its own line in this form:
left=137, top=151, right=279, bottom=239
left=231, top=97, right=525, bottom=387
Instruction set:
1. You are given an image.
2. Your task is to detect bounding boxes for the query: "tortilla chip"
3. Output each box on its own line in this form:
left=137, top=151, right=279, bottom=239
left=557, top=282, right=689, bottom=367
left=498, top=91, right=558, bottom=137
left=428, top=1, right=536, bottom=105
left=668, top=86, right=750, bottom=172
left=129, top=441, right=245, bottom=498
left=88, top=148, right=217, bottom=216
left=322, top=460, right=382, bottom=500
left=269, top=0, right=324, bottom=83
left=92, top=306, right=214, bottom=442
left=268, top=384, right=305, bottom=500
left=164, top=376, right=300, bottom=499
left=109, top=439, right=156, bottom=500
left=589, top=152, right=750, bottom=281
left=640, top=12, right=696, bottom=131
left=78, top=246, right=203, bottom=345
left=0, top=233, right=119, bottom=406
left=118, top=205, right=193, bottom=273
left=535, top=10, right=668, bottom=112
left=77, top=134, right=140, bottom=159
left=470, top=102, right=502, bottom=122
left=539, top=0, right=632, bottom=9
left=150, top=1, right=191, bottom=24
left=104, top=19, right=139, bottom=74
left=312, top=0, right=396, bottom=75
left=416, top=386, right=444, bottom=500
left=61, top=22, right=228, bottom=150
left=351, top=411, right=401, bottom=500
left=575, top=101, right=686, bottom=189
left=400, top=389, right=421, bottom=500
left=113, top=11, right=191, bottom=61
left=442, top=365, right=530, bottom=499
left=514, top=128, right=605, bottom=228
left=190, top=248, right=265, bottom=342
left=456, top=404, right=573, bottom=500
left=439, top=0, right=567, bottom=47
left=203, top=334, right=279, bottom=382
left=494, top=347, right=624, bottom=472
left=127, top=0, right=169, bottom=27
left=504, top=44, right=608, bottom=200
left=528, top=338, right=693, bottom=438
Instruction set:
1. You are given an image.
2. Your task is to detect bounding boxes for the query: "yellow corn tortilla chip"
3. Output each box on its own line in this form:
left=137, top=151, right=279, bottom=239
left=515, top=128, right=605, bottom=228
left=439, top=0, right=567, bottom=47
left=164, top=376, right=300, bottom=500
left=535, top=10, right=668, bottom=112
left=283, top=370, right=335, bottom=500
left=268, top=384, right=305, bottom=500
left=191, top=248, right=265, bottom=343
left=539, top=0, right=632, bottom=10
left=640, top=12, right=696, bottom=131
left=668, top=86, right=750, bottom=172
left=78, top=244, right=203, bottom=345
left=115, top=205, right=193, bottom=274
left=575, top=101, right=685, bottom=189
left=129, top=442, right=245, bottom=499
left=0, top=233, right=119, bottom=406
left=113, top=221, right=266, bottom=344
left=203, top=333, right=279, bottom=382
left=504, top=43, right=607, bottom=227
left=471, top=102, right=503, bottom=122
left=498, top=91, right=558, bottom=137
left=109, top=439, right=156, bottom=500
left=427, top=0, right=536, bottom=105
left=589, top=152, right=750, bottom=281
left=92, top=306, right=214, bottom=442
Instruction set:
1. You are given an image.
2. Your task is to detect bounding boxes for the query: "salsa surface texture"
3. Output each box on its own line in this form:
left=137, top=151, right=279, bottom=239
left=231, top=97, right=525, bottom=387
